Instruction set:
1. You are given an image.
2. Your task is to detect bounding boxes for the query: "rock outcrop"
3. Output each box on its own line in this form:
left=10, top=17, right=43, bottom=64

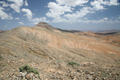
left=35, top=22, right=54, bottom=30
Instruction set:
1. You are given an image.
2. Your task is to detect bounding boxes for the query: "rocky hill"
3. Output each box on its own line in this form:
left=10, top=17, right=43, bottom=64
left=0, top=22, right=120, bottom=80
left=0, top=30, right=7, bottom=34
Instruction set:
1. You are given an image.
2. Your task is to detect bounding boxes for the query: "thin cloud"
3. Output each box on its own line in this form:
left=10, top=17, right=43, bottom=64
left=31, top=17, right=49, bottom=24
left=64, top=7, right=93, bottom=19
left=90, top=1, right=104, bottom=10
left=97, top=0, right=119, bottom=6
left=19, top=22, right=24, bottom=25
left=25, top=0, right=28, bottom=6
left=35, top=9, right=38, bottom=11
left=0, top=1, right=9, bottom=7
left=8, top=0, right=24, bottom=13
left=56, top=0, right=89, bottom=7
left=77, top=17, right=120, bottom=24
left=4, top=25, right=7, bottom=27
left=104, top=17, right=108, bottom=21
left=21, top=8, right=32, bottom=20
left=0, top=7, right=13, bottom=19
left=46, top=2, right=72, bottom=18
left=15, top=17, right=19, bottom=20
left=119, top=16, right=120, bottom=19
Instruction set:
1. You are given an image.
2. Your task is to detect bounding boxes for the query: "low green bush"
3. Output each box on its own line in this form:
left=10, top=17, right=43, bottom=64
left=101, top=73, right=108, bottom=77
left=2, top=65, right=7, bottom=67
left=0, top=55, right=2, bottom=60
left=68, top=62, right=79, bottom=66
left=19, top=64, right=40, bottom=78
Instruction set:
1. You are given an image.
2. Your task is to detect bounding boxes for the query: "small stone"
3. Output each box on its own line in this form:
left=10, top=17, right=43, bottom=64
left=102, top=77, right=106, bottom=80
left=93, top=75, right=97, bottom=78
left=11, top=69, right=14, bottom=72
left=14, top=72, right=19, bottom=76
left=73, top=76, right=77, bottom=80
left=23, top=76, right=27, bottom=80
left=18, top=76, right=22, bottom=80
left=25, top=74, right=32, bottom=80
left=0, top=75, right=3, bottom=78
left=95, top=61, right=97, bottom=64
left=9, top=73, right=14, bottom=78
left=32, top=77, right=37, bottom=80
left=92, top=69, right=95, bottom=72
left=34, top=74, right=38, bottom=78
left=51, top=75, right=55, bottom=79
left=12, top=75, right=16, bottom=78
left=85, top=71, right=90, bottom=74
left=98, top=72, right=101, bottom=74
left=3, top=71, right=7, bottom=74
left=116, top=73, right=119, bottom=75
left=18, top=72, right=27, bottom=80
left=90, top=72, right=94, bottom=75
left=83, top=64, right=86, bottom=67
left=109, top=73, right=112, bottom=76
left=70, top=73, right=74, bottom=79
left=80, top=70, right=83, bottom=73
left=29, top=73, right=34, bottom=78
left=77, top=70, right=80, bottom=72
left=107, top=70, right=109, bottom=72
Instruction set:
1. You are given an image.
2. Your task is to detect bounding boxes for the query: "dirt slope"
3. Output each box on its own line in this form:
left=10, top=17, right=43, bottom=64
left=0, top=22, right=120, bottom=80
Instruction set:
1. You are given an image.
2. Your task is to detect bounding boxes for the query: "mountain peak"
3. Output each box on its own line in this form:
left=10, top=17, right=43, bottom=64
left=36, top=22, right=48, bottom=26
left=35, top=22, right=54, bottom=30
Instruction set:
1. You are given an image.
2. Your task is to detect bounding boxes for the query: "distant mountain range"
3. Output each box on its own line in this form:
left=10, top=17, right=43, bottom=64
left=93, top=30, right=120, bottom=35
left=0, top=30, right=7, bottom=33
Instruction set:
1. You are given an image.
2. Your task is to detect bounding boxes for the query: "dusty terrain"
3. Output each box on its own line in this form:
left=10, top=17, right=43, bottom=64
left=0, top=22, right=120, bottom=80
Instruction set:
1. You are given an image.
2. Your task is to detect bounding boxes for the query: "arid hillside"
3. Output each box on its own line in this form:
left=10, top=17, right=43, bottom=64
left=0, top=30, right=7, bottom=34
left=0, top=22, right=120, bottom=80
left=75, top=31, right=120, bottom=47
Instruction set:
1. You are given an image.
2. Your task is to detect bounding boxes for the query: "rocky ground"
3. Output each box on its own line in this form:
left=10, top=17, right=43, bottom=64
left=0, top=56, right=120, bottom=80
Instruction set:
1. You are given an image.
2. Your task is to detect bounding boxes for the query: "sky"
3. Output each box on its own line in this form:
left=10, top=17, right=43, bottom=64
left=0, top=0, right=120, bottom=31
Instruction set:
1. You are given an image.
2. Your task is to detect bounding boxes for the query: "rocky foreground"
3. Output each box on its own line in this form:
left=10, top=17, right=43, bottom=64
left=0, top=57, right=120, bottom=80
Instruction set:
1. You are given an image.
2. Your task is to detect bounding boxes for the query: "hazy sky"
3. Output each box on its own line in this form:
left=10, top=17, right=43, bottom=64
left=0, top=0, right=120, bottom=31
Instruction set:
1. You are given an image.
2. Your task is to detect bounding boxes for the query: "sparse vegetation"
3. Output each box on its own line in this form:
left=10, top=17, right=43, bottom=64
left=101, top=73, right=108, bottom=77
left=19, top=64, right=40, bottom=78
left=2, top=65, right=7, bottom=67
left=0, top=64, right=7, bottom=67
left=68, top=62, right=79, bottom=66
left=0, top=53, right=2, bottom=60
left=0, top=57, right=2, bottom=60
